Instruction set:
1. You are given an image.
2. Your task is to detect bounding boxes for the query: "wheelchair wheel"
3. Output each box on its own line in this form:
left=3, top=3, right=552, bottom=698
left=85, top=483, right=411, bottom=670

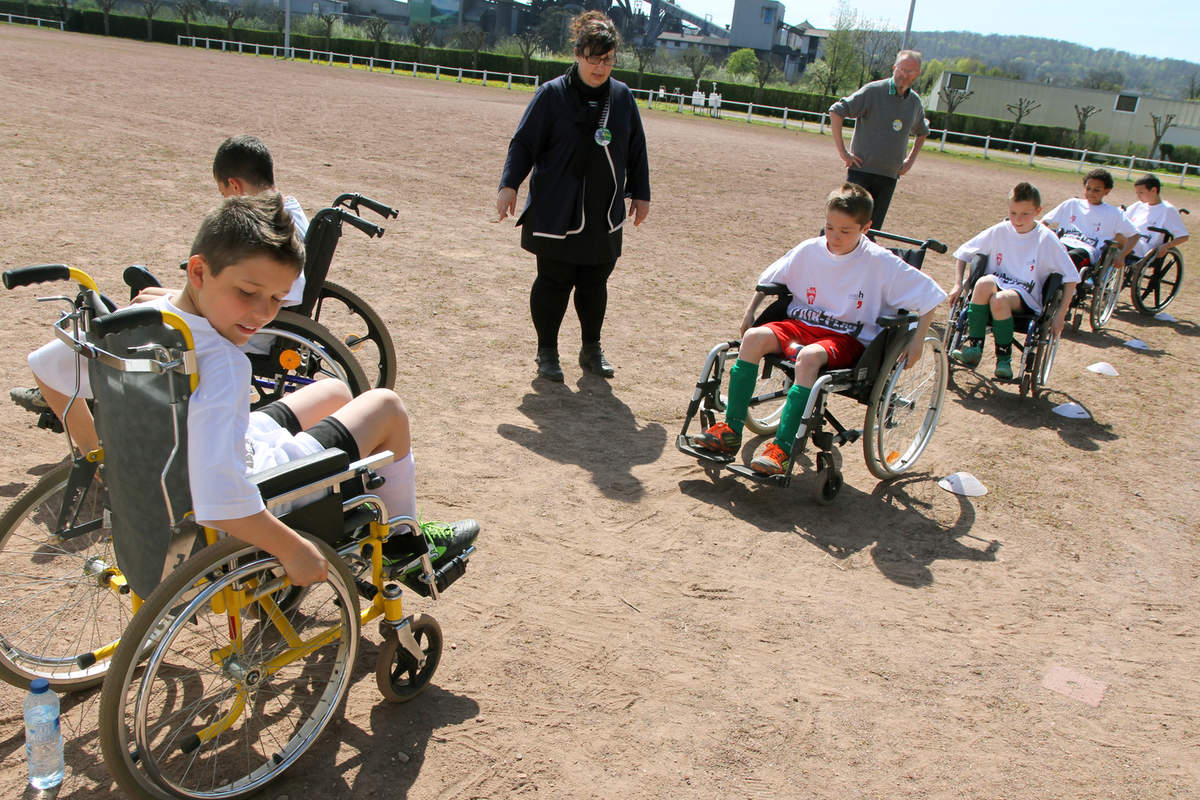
left=1131, top=248, right=1184, bottom=314
left=249, top=310, right=370, bottom=408
left=742, top=364, right=793, bottom=436
left=99, top=535, right=359, bottom=800
left=311, top=281, right=397, bottom=391
left=942, top=294, right=967, bottom=354
left=0, top=460, right=131, bottom=691
left=863, top=334, right=947, bottom=481
left=1089, top=262, right=1123, bottom=331
left=376, top=612, right=442, bottom=703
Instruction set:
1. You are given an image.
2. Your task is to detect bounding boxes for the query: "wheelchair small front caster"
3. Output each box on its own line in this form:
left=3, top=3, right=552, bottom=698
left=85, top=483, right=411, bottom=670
left=376, top=612, right=442, bottom=703
left=812, top=449, right=843, bottom=505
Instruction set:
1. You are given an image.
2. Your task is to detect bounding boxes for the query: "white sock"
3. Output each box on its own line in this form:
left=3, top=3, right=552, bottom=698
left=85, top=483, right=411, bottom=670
left=374, top=451, right=417, bottom=524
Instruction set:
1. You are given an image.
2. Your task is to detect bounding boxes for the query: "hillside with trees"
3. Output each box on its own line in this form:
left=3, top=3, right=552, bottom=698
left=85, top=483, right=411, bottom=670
left=909, top=30, right=1200, bottom=100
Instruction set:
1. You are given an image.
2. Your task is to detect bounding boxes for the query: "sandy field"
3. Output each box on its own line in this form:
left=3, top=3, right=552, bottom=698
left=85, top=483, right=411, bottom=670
left=0, top=24, right=1198, bottom=800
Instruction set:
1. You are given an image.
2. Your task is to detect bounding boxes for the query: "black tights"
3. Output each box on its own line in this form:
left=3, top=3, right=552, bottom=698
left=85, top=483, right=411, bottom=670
left=530, top=256, right=616, bottom=350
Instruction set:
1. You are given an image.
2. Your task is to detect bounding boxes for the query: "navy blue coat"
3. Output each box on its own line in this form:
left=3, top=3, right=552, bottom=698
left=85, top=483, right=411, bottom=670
left=501, top=72, right=651, bottom=244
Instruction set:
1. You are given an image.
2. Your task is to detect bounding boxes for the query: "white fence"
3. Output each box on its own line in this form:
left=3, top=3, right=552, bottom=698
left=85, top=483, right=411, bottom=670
left=637, top=88, right=1200, bottom=190
left=2, top=12, right=64, bottom=29
left=177, top=35, right=539, bottom=90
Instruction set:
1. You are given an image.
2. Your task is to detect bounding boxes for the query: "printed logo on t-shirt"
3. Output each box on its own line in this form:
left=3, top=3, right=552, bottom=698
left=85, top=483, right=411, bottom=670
left=891, top=119, right=902, bottom=131
left=806, top=286, right=817, bottom=304
left=996, top=270, right=1035, bottom=294
left=849, top=290, right=864, bottom=309
left=789, top=306, right=864, bottom=338
left=996, top=252, right=1003, bottom=266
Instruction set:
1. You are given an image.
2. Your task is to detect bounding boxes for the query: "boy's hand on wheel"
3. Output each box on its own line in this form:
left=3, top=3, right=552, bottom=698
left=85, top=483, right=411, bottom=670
left=903, top=341, right=924, bottom=369
left=280, top=538, right=329, bottom=587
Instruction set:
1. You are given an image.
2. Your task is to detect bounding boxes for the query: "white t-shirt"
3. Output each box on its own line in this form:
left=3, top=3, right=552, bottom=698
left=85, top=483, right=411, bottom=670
left=1041, top=198, right=1136, bottom=263
left=282, top=194, right=308, bottom=306
left=953, top=221, right=1080, bottom=313
left=1124, top=199, right=1188, bottom=258
left=757, top=236, right=947, bottom=344
left=28, top=293, right=324, bottom=523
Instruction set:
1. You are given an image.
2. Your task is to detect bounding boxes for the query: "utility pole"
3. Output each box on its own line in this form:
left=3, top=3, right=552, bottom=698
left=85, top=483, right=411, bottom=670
left=902, top=0, right=915, bottom=49
left=284, top=0, right=292, bottom=57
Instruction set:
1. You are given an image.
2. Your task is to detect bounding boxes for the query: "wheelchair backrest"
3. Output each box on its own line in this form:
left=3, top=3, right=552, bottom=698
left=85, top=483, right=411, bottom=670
left=295, top=208, right=344, bottom=316
left=87, top=307, right=200, bottom=598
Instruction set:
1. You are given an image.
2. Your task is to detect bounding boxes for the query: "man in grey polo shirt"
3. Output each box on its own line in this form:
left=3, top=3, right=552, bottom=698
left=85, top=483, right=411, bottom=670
left=829, top=50, right=929, bottom=230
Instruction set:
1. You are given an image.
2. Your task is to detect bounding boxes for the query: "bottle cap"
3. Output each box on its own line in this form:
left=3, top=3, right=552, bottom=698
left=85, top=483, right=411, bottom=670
left=30, top=678, right=49, bottom=693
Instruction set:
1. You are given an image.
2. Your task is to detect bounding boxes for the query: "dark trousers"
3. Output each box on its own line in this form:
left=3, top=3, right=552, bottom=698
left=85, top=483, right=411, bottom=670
left=530, top=256, right=617, bottom=350
left=846, top=169, right=898, bottom=231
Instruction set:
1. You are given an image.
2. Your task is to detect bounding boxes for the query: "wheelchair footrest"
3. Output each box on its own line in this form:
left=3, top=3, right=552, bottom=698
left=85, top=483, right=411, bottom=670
left=676, top=434, right=734, bottom=465
left=838, top=428, right=861, bottom=446
left=405, top=547, right=474, bottom=598
left=726, top=463, right=790, bottom=488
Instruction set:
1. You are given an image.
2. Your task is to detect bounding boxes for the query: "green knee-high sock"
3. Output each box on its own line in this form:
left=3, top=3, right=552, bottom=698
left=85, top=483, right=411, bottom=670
left=992, top=316, right=1015, bottom=348
left=723, top=359, right=759, bottom=436
left=772, top=384, right=813, bottom=453
left=967, top=303, right=990, bottom=339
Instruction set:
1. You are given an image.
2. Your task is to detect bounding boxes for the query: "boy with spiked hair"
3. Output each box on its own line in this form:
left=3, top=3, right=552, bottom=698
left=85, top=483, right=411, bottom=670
left=692, top=183, right=946, bottom=475
left=949, top=182, right=1079, bottom=378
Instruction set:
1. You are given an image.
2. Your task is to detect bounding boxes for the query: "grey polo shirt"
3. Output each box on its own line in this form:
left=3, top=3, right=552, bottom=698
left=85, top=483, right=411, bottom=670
left=829, top=78, right=930, bottom=179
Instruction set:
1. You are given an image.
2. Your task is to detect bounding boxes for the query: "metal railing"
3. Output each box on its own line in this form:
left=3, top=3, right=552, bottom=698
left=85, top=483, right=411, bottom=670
left=2, top=12, right=64, bottom=29
left=177, top=35, right=539, bottom=90
left=636, top=88, right=1199, bottom=190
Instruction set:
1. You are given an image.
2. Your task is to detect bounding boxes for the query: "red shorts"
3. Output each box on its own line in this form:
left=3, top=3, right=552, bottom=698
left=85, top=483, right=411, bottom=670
left=763, top=320, right=865, bottom=368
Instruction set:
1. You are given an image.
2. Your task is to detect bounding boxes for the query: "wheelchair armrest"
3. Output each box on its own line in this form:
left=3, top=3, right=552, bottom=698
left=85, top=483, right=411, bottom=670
left=876, top=312, right=918, bottom=329
left=755, top=282, right=789, bottom=296
left=968, top=253, right=989, bottom=285
left=254, top=449, right=351, bottom=501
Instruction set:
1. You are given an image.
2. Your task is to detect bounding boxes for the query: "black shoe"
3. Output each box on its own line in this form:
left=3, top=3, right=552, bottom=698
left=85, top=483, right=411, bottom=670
left=579, top=344, right=614, bottom=378
left=535, top=348, right=564, bottom=382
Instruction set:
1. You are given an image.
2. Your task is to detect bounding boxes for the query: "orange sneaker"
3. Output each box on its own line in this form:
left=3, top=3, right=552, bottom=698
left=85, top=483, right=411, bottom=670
left=750, top=442, right=791, bottom=475
left=692, top=421, right=741, bottom=455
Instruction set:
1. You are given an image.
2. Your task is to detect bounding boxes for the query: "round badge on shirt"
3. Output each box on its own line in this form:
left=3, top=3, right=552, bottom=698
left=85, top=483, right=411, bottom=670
left=594, top=127, right=612, bottom=147
left=891, top=119, right=902, bottom=131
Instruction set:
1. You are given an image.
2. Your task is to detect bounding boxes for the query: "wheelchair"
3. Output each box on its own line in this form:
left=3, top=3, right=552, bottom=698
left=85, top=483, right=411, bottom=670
left=675, top=232, right=949, bottom=504
left=1125, top=209, right=1188, bottom=315
left=943, top=254, right=1065, bottom=399
left=1059, top=237, right=1122, bottom=332
left=1, top=274, right=476, bottom=798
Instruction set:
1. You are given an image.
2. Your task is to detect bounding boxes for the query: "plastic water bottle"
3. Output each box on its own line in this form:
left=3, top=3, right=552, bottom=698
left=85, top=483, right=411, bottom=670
left=23, top=678, right=64, bottom=789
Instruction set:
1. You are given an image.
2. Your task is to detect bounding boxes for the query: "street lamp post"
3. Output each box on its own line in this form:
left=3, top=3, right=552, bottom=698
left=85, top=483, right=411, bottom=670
left=902, top=0, right=916, bottom=49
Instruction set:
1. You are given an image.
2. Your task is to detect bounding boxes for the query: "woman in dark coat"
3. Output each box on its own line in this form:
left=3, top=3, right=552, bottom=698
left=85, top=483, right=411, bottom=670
left=496, top=11, right=651, bottom=382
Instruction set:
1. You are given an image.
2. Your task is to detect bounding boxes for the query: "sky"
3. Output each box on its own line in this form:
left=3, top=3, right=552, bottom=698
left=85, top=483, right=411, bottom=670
left=651, top=0, right=1200, bottom=65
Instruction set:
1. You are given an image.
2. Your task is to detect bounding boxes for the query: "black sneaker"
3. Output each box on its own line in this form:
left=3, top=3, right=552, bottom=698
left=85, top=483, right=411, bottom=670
left=10, top=386, right=48, bottom=413
left=579, top=344, right=614, bottom=377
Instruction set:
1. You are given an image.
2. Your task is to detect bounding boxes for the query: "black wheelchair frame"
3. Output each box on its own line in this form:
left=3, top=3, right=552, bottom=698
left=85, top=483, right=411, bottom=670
left=1125, top=207, right=1188, bottom=315
left=675, top=231, right=949, bottom=504
left=943, top=254, right=1065, bottom=399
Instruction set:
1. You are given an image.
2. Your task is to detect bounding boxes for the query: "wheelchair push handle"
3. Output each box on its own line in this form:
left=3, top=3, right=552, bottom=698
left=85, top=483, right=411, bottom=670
left=876, top=311, right=919, bottom=328
left=3, top=264, right=73, bottom=290
left=339, top=209, right=387, bottom=238
left=867, top=231, right=948, bottom=254
left=755, top=282, right=789, bottom=296
left=123, top=265, right=164, bottom=301
left=332, top=193, right=399, bottom=220
left=91, top=306, right=168, bottom=339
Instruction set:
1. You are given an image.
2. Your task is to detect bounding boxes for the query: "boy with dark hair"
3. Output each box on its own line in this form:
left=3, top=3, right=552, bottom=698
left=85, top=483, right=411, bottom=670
left=1126, top=173, right=1189, bottom=260
left=948, top=182, right=1079, bottom=378
left=692, top=183, right=946, bottom=475
left=1041, top=168, right=1137, bottom=268
left=32, top=195, right=478, bottom=584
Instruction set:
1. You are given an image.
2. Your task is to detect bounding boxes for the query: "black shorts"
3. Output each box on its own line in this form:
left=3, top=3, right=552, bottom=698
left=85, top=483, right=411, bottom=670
left=255, top=400, right=361, bottom=461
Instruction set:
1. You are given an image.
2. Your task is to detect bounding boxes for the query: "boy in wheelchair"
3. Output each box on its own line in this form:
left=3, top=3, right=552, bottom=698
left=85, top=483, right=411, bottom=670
left=1125, top=173, right=1190, bottom=262
left=1040, top=168, right=1137, bottom=277
left=691, top=183, right=945, bottom=475
left=948, top=182, right=1078, bottom=378
left=37, top=194, right=477, bottom=586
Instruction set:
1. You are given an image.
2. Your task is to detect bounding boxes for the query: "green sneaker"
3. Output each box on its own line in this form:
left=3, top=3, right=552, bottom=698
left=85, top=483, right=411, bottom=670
left=994, top=358, right=1013, bottom=380
left=383, top=519, right=480, bottom=579
left=950, top=343, right=983, bottom=367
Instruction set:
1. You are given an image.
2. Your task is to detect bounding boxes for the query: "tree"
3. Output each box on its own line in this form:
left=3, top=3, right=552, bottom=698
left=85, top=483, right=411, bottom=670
left=94, top=0, right=118, bottom=35
left=52, top=0, right=71, bottom=25
left=726, top=47, right=758, bottom=78
left=409, top=22, right=434, bottom=61
left=513, top=29, right=540, bottom=75
left=938, top=87, right=973, bottom=129
left=1149, top=113, right=1177, bottom=159
left=630, top=45, right=656, bottom=89
left=139, top=0, right=164, bottom=40
left=318, top=13, right=337, bottom=52
left=753, top=55, right=779, bottom=101
left=537, top=7, right=572, bottom=53
left=1074, top=104, right=1100, bottom=149
left=362, top=17, right=390, bottom=59
left=1005, top=97, right=1042, bottom=142
left=176, top=0, right=206, bottom=38
left=1080, top=68, right=1124, bottom=91
left=678, top=47, right=712, bottom=84
left=452, top=25, right=487, bottom=69
left=819, top=0, right=860, bottom=96
left=1188, top=72, right=1200, bottom=101
left=856, top=18, right=900, bottom=86
left=217, top=5, right=244, bottom=41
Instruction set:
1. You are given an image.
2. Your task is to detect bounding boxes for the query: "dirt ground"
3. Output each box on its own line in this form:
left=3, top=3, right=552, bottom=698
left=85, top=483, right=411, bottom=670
left=1, top=24, right=1198, bottom=800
